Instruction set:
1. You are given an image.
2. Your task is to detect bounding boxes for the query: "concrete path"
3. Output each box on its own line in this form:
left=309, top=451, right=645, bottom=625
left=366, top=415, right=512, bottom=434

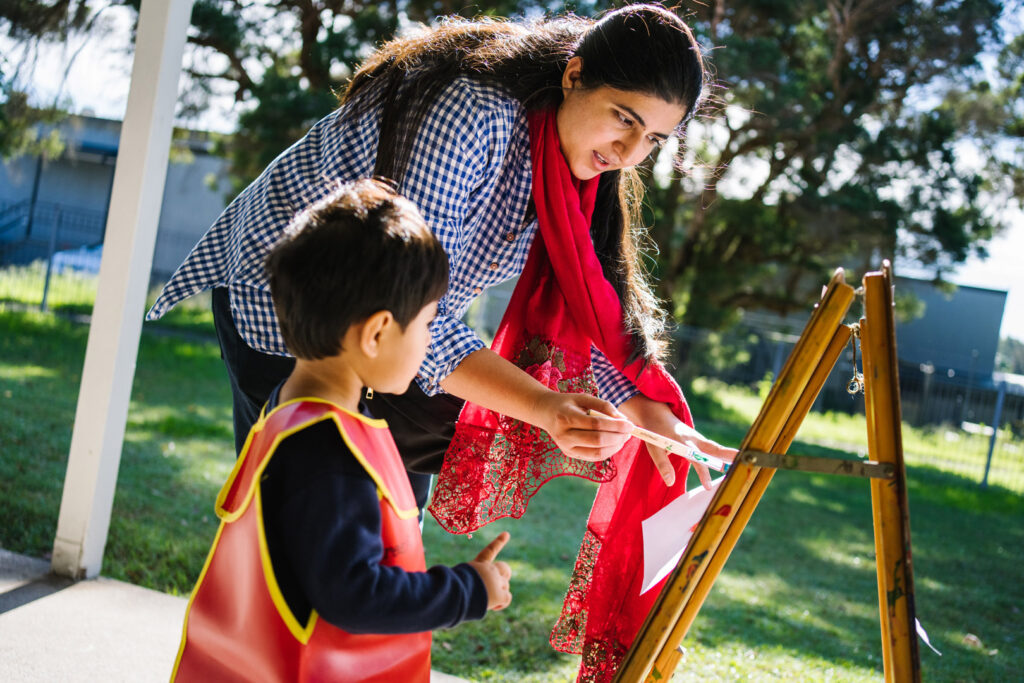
left=0, top=549, right=467, bottom=682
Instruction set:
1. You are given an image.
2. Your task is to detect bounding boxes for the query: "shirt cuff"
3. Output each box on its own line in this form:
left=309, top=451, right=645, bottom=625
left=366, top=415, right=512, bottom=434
left=417, top=315, right=486, bottom=396
left=591, top=346, right=640, bottom=406
left=451, top=562, right=490, bottom=623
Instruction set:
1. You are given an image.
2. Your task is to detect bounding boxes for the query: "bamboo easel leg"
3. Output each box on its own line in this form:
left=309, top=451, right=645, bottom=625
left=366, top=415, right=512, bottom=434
left=647, top=323, right=854, bottom=678
left=613, top=270, right=856, bottom=683
left=860, top=262, right=920, bottom=683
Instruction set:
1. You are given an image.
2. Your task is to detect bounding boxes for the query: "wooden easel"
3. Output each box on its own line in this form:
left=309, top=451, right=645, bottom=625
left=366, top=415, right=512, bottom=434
left=614, top=261, right=920, bottom=683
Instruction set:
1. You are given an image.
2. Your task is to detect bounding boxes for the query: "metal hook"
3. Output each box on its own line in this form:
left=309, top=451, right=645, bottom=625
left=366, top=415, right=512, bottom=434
left=846, top=323, right=865, bottom=395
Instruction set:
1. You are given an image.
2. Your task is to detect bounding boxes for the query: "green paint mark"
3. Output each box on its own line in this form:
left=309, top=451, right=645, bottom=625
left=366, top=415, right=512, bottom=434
left=887, top=559, right=905, bottom=608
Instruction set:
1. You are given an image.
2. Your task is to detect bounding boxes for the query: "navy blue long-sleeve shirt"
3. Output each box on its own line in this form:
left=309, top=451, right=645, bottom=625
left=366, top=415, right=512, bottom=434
left=259, top=402, right=488, bottom=633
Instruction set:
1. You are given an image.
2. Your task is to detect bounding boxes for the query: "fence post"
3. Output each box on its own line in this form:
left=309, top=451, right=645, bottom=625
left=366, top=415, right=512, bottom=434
left=981, top=380, right=1006, bottom=488
left=25, top=156, right=43, bottom=239
left=40, top=206, right=62, bottom=312
left=771, top=334, right=786, bottom=379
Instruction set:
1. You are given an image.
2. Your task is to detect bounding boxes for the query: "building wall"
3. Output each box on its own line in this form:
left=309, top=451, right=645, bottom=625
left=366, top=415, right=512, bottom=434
left=730, top=275, right=1008, bottom=389
left=153, top=153, right=231, bottom=279
left=0, top=115, right=230, bottom=280
left=894, top=277, right=1007, bottom=382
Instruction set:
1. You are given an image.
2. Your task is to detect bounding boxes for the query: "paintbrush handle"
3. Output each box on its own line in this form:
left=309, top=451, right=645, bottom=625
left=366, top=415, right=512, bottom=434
left=587, top=409, right=730, bottom=472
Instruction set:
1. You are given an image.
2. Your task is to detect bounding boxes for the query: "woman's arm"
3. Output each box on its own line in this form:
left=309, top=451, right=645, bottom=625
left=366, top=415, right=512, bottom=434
left=618, top=393, right=738, bottom=488
left=440, top=348, right=634, bottom=462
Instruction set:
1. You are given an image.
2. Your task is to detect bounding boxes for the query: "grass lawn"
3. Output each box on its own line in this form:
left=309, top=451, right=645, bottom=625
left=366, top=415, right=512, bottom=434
left=1, top=305, right=1022, bottom=681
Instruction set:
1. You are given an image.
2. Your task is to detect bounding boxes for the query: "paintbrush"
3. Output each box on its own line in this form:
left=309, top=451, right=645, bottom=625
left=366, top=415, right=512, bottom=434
left=586, top=408, right=731, bottom=472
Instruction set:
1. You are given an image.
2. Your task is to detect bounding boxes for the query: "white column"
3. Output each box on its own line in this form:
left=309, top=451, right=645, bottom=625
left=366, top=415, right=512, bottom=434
left=51, top=0, right=194, bottom=579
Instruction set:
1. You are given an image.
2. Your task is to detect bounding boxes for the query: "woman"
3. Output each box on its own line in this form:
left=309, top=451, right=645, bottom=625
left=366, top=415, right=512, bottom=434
left=149, top=4, right=735, bottom=679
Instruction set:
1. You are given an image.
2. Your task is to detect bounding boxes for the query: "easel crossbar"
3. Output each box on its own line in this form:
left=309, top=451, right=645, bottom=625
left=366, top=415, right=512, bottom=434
left=734, top=450, right=895, bottom=479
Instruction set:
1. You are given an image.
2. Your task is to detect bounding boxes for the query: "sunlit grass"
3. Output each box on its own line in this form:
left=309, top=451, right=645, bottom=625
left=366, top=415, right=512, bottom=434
left=2, top=308, right=1023, bottom=682
left=0, top=261, right=99, bottom=314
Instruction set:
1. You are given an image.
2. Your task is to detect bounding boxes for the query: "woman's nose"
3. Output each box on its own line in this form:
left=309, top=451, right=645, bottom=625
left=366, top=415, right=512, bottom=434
left=615, top=131, right=647, bottom=168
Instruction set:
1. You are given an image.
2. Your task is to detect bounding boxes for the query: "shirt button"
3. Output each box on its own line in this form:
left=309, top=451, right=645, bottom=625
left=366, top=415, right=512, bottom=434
left=488, top=262, right=499, bottom=271
left=473, top=286, right=482, bottom=294
left=505, top=232, right=515, bottom=242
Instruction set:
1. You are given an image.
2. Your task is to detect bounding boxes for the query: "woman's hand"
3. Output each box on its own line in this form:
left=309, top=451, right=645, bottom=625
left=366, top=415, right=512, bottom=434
left=619, top=394, right=737, bottom=488
left=440, top=349, right=634, bottom=463
left=530, top=391, right=634, bottom=462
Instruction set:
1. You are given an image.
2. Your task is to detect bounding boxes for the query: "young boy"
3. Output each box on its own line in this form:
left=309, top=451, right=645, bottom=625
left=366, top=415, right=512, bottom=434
left=172, top=179, right=512, bottom=682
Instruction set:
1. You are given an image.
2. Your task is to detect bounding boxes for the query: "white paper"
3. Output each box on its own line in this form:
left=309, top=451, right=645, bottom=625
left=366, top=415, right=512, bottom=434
left=916, top=618, right=942, bottom=655
left=640, top=477, right=724, bottom=595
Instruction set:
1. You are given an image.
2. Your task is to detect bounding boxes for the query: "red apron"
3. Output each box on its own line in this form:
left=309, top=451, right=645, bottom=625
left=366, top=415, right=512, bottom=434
left=172, top=399, right=431, bottom=682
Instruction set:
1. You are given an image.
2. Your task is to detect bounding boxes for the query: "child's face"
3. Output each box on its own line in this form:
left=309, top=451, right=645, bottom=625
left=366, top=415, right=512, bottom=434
left=373, top=300, right=438, bottom=394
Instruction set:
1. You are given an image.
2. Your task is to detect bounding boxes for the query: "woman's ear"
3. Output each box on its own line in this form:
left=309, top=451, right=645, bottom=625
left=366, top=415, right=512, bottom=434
left=356, top=310, right=394, bottom=358
left=562, top=55, right=583, bottom=90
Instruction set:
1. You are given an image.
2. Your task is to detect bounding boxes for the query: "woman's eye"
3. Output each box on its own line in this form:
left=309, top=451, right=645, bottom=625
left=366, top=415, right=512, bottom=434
left=649, top=136, right=665, bottom=148
left=617, top=112, right=633, bottom=126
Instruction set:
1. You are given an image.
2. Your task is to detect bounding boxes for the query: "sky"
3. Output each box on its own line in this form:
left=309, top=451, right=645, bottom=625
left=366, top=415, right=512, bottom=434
left=4, top=6, right=1023, bottom=341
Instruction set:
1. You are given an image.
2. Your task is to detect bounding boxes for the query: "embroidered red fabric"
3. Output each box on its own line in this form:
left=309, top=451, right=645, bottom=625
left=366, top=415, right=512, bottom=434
left=428, top=108, right=695, bottom=682
left=430, top=338, right=617, bottom=534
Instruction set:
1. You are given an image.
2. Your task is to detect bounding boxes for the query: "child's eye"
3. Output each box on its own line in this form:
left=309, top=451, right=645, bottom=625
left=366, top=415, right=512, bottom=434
left=617, top=112, right=633, bottom=127
left=649, top=135, right=666, bottom=148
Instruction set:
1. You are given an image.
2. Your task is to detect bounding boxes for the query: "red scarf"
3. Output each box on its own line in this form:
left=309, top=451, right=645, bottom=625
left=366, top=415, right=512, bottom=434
left=428, top=108, right=694, bottom=682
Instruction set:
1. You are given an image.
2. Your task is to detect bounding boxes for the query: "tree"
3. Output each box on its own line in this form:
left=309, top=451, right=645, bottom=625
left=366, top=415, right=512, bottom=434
left=0, top=0, right=93, bottom=159
left=4, top=0, right=1018, bottom=341
left=166, top=1, right=1016, bottom=322
left=997, top=335, right=1024, bottom=374
left=0, top=61, right=64, bottom=160
left=175, top=0, right=571, bottom=190
left=646, top=0, right=1013, bottom=332
left=942, top=19, right=1024, bottom=210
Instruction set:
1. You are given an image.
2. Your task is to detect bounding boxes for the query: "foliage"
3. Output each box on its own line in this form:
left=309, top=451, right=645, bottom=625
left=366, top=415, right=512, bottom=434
left=0, top=57, right=65, bottom=160
left=997, top=335, right=1024, bottom=374
left=179, top=0, right=562, bottom=190
left=172, top=0, right=1021, bottom=334
left=3, top=0, right=1020, bottom=337
left=647, top=0, right=1013, bottom=331
left=942, top=14, right=1024, bottom=207
left=0, top=0, right=109, bottom=158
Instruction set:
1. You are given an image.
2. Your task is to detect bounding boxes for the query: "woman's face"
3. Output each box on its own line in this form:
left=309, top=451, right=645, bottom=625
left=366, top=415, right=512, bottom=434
left=556, top=57, right=687, bottom=180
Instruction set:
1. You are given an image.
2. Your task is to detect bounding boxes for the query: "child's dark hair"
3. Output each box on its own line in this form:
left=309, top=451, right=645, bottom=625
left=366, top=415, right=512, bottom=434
left=340, top=4, right=706, bottom=365
left=266, top=178, right=449, bottom=360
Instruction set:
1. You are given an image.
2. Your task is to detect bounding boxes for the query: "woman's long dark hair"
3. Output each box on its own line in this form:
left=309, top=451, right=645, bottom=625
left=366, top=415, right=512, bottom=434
left=339, top=4, right=706, bottom=364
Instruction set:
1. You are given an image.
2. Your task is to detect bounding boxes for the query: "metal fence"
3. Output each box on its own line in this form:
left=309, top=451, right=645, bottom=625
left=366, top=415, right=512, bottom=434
left=4, top=253, right=1022, bottom=494
left=0, top=201, right=105, bottom=312
left=676, top=322, right=1024, bottom=493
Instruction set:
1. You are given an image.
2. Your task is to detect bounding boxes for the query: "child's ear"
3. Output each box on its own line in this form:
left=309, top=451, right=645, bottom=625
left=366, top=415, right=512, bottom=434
left=357, top=310, right=394, bottom=358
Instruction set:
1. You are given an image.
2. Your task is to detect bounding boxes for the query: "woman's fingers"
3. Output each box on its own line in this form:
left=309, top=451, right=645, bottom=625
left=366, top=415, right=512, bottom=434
left=644, top=444, right=676, bottom=486
left=540, top=393, right=636, bottom=461
left=672, top=422, right=738, bottom=461
left=694, top=462, right=712, bottom=489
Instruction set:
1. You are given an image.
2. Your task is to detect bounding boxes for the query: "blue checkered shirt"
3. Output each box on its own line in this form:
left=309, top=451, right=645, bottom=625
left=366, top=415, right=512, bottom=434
left=147, top=77, right=637, bottom=405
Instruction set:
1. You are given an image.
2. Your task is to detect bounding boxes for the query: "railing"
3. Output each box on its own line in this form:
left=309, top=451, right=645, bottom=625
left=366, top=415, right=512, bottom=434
left=3, top=256, right=1022, bottom=493
left=674, top=321, right=1024, bottom=493
left=0, top=201, right=106, bottom=312
left=0, top=200, right=32, bottom=238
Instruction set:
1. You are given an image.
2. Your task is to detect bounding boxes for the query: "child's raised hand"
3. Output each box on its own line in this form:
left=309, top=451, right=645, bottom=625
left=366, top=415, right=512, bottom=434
left=468, top=531, right=512, bottom=611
